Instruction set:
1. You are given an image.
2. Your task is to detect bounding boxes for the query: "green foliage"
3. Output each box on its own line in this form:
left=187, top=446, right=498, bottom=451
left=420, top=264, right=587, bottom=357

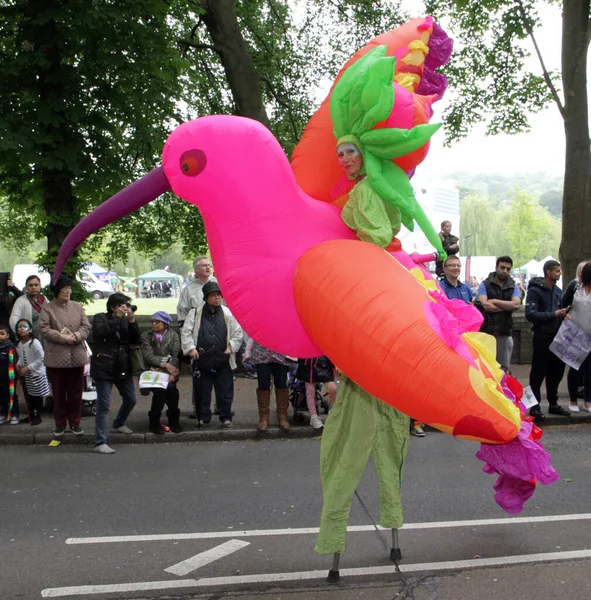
left=0, top=0, right=196, bottom=271
left=539, top=188, right=562, bottom=217
left=460, top=186, right=561, bottom=265
left=460, top=193, right=511, bottom=256
left=181, top=0, right=404, bottom=155
left=1, top=0, right=405, bottom=271
left=424, top=0, right=557, bottom=144
left=504, top=188, right=544, bottom=265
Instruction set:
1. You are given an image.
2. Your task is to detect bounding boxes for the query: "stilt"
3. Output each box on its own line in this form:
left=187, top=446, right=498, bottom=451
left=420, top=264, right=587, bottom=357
left=389, top=528, right=402, bottom=561
left=327, top=552, right=340, bottom=583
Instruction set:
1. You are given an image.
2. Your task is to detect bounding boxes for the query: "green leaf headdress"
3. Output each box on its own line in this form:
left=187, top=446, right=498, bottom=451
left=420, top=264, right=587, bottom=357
left=330, top=46, right=445, bottom=257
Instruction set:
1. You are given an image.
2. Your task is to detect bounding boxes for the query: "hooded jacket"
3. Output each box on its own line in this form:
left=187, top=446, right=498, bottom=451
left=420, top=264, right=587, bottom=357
left=525, top=276, right=563, bottom=336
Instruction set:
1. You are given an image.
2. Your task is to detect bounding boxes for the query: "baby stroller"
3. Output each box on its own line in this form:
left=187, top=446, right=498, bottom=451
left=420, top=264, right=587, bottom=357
left=81, top=364, right=97, bottom=416
left=287, top=363, right=330, bottom=423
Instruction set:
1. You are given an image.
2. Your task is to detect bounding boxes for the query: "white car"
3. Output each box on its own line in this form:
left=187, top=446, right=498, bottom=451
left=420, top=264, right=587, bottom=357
left=11, top=264, right=113, bottom=299
left=77, top=270, right=114, bottom=299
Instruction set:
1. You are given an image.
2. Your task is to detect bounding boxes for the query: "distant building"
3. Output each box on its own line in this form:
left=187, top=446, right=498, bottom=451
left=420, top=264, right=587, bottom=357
left=400, top=179, right=461, bottom=260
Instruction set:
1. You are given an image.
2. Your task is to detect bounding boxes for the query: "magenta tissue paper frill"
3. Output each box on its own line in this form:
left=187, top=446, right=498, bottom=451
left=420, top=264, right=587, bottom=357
left=475, top=420, right=560, bottom=514
left=416, top=22, right=453, bottom=99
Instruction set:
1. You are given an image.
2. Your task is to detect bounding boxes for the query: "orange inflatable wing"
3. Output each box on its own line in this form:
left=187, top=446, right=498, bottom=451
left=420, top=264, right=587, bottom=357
left=293, top=240, right=521, bottom=445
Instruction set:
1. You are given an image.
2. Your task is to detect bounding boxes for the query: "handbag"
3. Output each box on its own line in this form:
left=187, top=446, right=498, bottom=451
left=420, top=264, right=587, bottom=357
left=129, top=344, right=146, bottom=376
left=198, top=348, right=230, bottom=371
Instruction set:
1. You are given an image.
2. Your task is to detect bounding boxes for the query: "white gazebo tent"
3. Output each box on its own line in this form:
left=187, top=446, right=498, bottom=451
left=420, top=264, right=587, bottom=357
left=517, top=259, right=541, bottom=278
left=137, top=269, right=184, bottom=297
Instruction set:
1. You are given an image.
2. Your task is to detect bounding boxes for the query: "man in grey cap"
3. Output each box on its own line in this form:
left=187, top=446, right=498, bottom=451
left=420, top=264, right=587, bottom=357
left=176, top=256, right=217, bottom=329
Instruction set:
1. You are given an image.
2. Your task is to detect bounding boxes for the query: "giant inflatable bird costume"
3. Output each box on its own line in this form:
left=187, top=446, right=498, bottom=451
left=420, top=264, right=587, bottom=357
left=54, top=16, right=558, bottom=577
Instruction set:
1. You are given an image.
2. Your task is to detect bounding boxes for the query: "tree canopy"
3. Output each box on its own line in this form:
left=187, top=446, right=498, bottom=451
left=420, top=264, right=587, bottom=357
left=0, top=0, right=407, bottom=274
left=0, top=0, right=201, bottom=273
left=460, top=187, right=561, bottom=265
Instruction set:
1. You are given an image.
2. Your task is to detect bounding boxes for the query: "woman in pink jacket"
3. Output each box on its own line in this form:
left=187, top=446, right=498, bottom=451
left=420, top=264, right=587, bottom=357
left=39, top=276, right=90, bottom=437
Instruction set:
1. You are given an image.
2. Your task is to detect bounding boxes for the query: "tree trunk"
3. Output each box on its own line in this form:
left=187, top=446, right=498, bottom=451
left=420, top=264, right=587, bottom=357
left=201, top=0, right=271, bottom=127
left=26, top=0, right=78, bottom=265
left=560, top=0, right=591, bottom=283
left=42, top=169, right=76, bottom=259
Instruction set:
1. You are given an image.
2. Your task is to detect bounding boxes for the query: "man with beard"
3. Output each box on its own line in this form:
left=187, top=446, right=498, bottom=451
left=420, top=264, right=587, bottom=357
left=477, top=256, right=522, bottom=372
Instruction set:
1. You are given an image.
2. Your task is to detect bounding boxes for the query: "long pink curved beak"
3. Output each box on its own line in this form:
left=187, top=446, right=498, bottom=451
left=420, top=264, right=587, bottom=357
left=53, top=167, right=171, bottom=281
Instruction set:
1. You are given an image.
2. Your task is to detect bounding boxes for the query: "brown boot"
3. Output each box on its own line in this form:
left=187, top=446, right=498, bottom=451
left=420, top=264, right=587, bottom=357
left=256, top=389, right=271, bottom=431
left=275, top=388, right=291, bottom=431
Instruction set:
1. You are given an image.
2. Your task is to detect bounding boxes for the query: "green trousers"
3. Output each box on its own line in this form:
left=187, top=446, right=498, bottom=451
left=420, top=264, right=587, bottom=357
left=315, top=375, right=410, bottom=554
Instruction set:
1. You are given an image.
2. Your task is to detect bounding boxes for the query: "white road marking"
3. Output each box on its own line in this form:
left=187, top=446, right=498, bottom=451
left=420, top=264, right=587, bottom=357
left=41, top=548, right=591, bottom=597
left=164, top=539, right=250, bottom=576
left=41, top=580, right=201, bottom=598
left=65, top=512, right=591, bottom=545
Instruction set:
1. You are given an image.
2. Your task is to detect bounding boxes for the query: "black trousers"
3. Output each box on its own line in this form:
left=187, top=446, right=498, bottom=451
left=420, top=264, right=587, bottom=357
left=22, top=381, right=43, bottom=419
left=150, top=384, right=179, bottom=416
left=529, top=333, right=565, bottom=407
left=567, top=354, right=591, bottom=404
left=197, top=368, right=234, bottom=423
left=256, top=362, right=288, bottom=391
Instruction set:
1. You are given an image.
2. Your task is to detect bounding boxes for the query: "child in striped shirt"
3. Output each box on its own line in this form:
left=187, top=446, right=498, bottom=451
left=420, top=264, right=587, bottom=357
left=16, top=319, right=50, bottom=426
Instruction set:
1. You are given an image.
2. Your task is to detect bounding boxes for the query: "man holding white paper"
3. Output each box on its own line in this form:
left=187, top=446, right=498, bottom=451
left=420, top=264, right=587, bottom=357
left=525, top=260, right=570, bottom=421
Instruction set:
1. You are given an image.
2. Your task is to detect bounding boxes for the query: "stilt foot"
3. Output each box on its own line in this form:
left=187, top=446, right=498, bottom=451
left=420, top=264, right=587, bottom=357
left=327, top=552, right=341, bottom=583
left=390, top=528, right=401, bottom=561
left=327, top=569, right=340, bottom=583
left=389, top=547, right=402, bottom=561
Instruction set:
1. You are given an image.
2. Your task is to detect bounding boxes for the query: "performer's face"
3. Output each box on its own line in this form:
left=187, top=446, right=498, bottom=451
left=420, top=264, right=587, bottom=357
left=337, top=143, right=363, bottom=177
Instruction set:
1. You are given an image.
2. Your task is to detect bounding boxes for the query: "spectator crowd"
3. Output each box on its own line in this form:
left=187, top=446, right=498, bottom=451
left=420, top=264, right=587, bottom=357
left=1, top=238, right=589, bottom=451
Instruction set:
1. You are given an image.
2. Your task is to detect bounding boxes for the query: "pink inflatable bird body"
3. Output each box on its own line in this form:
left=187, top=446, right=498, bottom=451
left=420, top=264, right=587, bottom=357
left=162, top=116, right=356, bottom=358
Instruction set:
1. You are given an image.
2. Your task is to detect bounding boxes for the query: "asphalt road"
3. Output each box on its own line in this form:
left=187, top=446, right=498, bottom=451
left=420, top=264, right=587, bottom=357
left=1, top=426, right=591, bottom=600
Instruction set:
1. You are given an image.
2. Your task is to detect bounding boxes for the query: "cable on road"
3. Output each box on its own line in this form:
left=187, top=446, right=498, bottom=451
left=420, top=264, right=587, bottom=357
left=353, top=489, right=440, bottom=600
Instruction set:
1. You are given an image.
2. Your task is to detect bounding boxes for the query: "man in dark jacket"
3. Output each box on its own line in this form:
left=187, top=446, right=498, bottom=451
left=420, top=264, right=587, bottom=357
left=181, top=281, right=242, bottom=428
left=91, top=293, right=141, bottom=454
left=525, top=260, right=570, bottom=421
left=477, top=256, right=522, bottom=371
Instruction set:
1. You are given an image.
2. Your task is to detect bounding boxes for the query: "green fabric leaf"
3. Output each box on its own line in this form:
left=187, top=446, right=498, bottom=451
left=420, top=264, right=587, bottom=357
left=356, top=58, right=395, bottom=134
left=330, top=45, right=395, bottom=140
left=364, top=154, right=445, bottom=255
left=364, top=153, right=412, bottom=212
left=360, top=123, right=442, bottom=159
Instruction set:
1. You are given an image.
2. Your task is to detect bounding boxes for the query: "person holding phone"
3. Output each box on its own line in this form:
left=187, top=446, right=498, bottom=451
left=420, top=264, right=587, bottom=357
left=0, top=272, right=23, bottom=335
left=91, top=292, right=140, bottom=454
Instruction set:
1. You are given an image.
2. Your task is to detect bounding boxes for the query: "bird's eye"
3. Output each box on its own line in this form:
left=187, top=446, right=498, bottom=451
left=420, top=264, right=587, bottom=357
left=180, top=149, right=206, bottom=177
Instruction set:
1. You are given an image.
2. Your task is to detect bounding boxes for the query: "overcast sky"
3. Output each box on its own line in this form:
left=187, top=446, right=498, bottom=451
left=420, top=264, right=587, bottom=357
left=417, top=3, right=565, bottom=177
